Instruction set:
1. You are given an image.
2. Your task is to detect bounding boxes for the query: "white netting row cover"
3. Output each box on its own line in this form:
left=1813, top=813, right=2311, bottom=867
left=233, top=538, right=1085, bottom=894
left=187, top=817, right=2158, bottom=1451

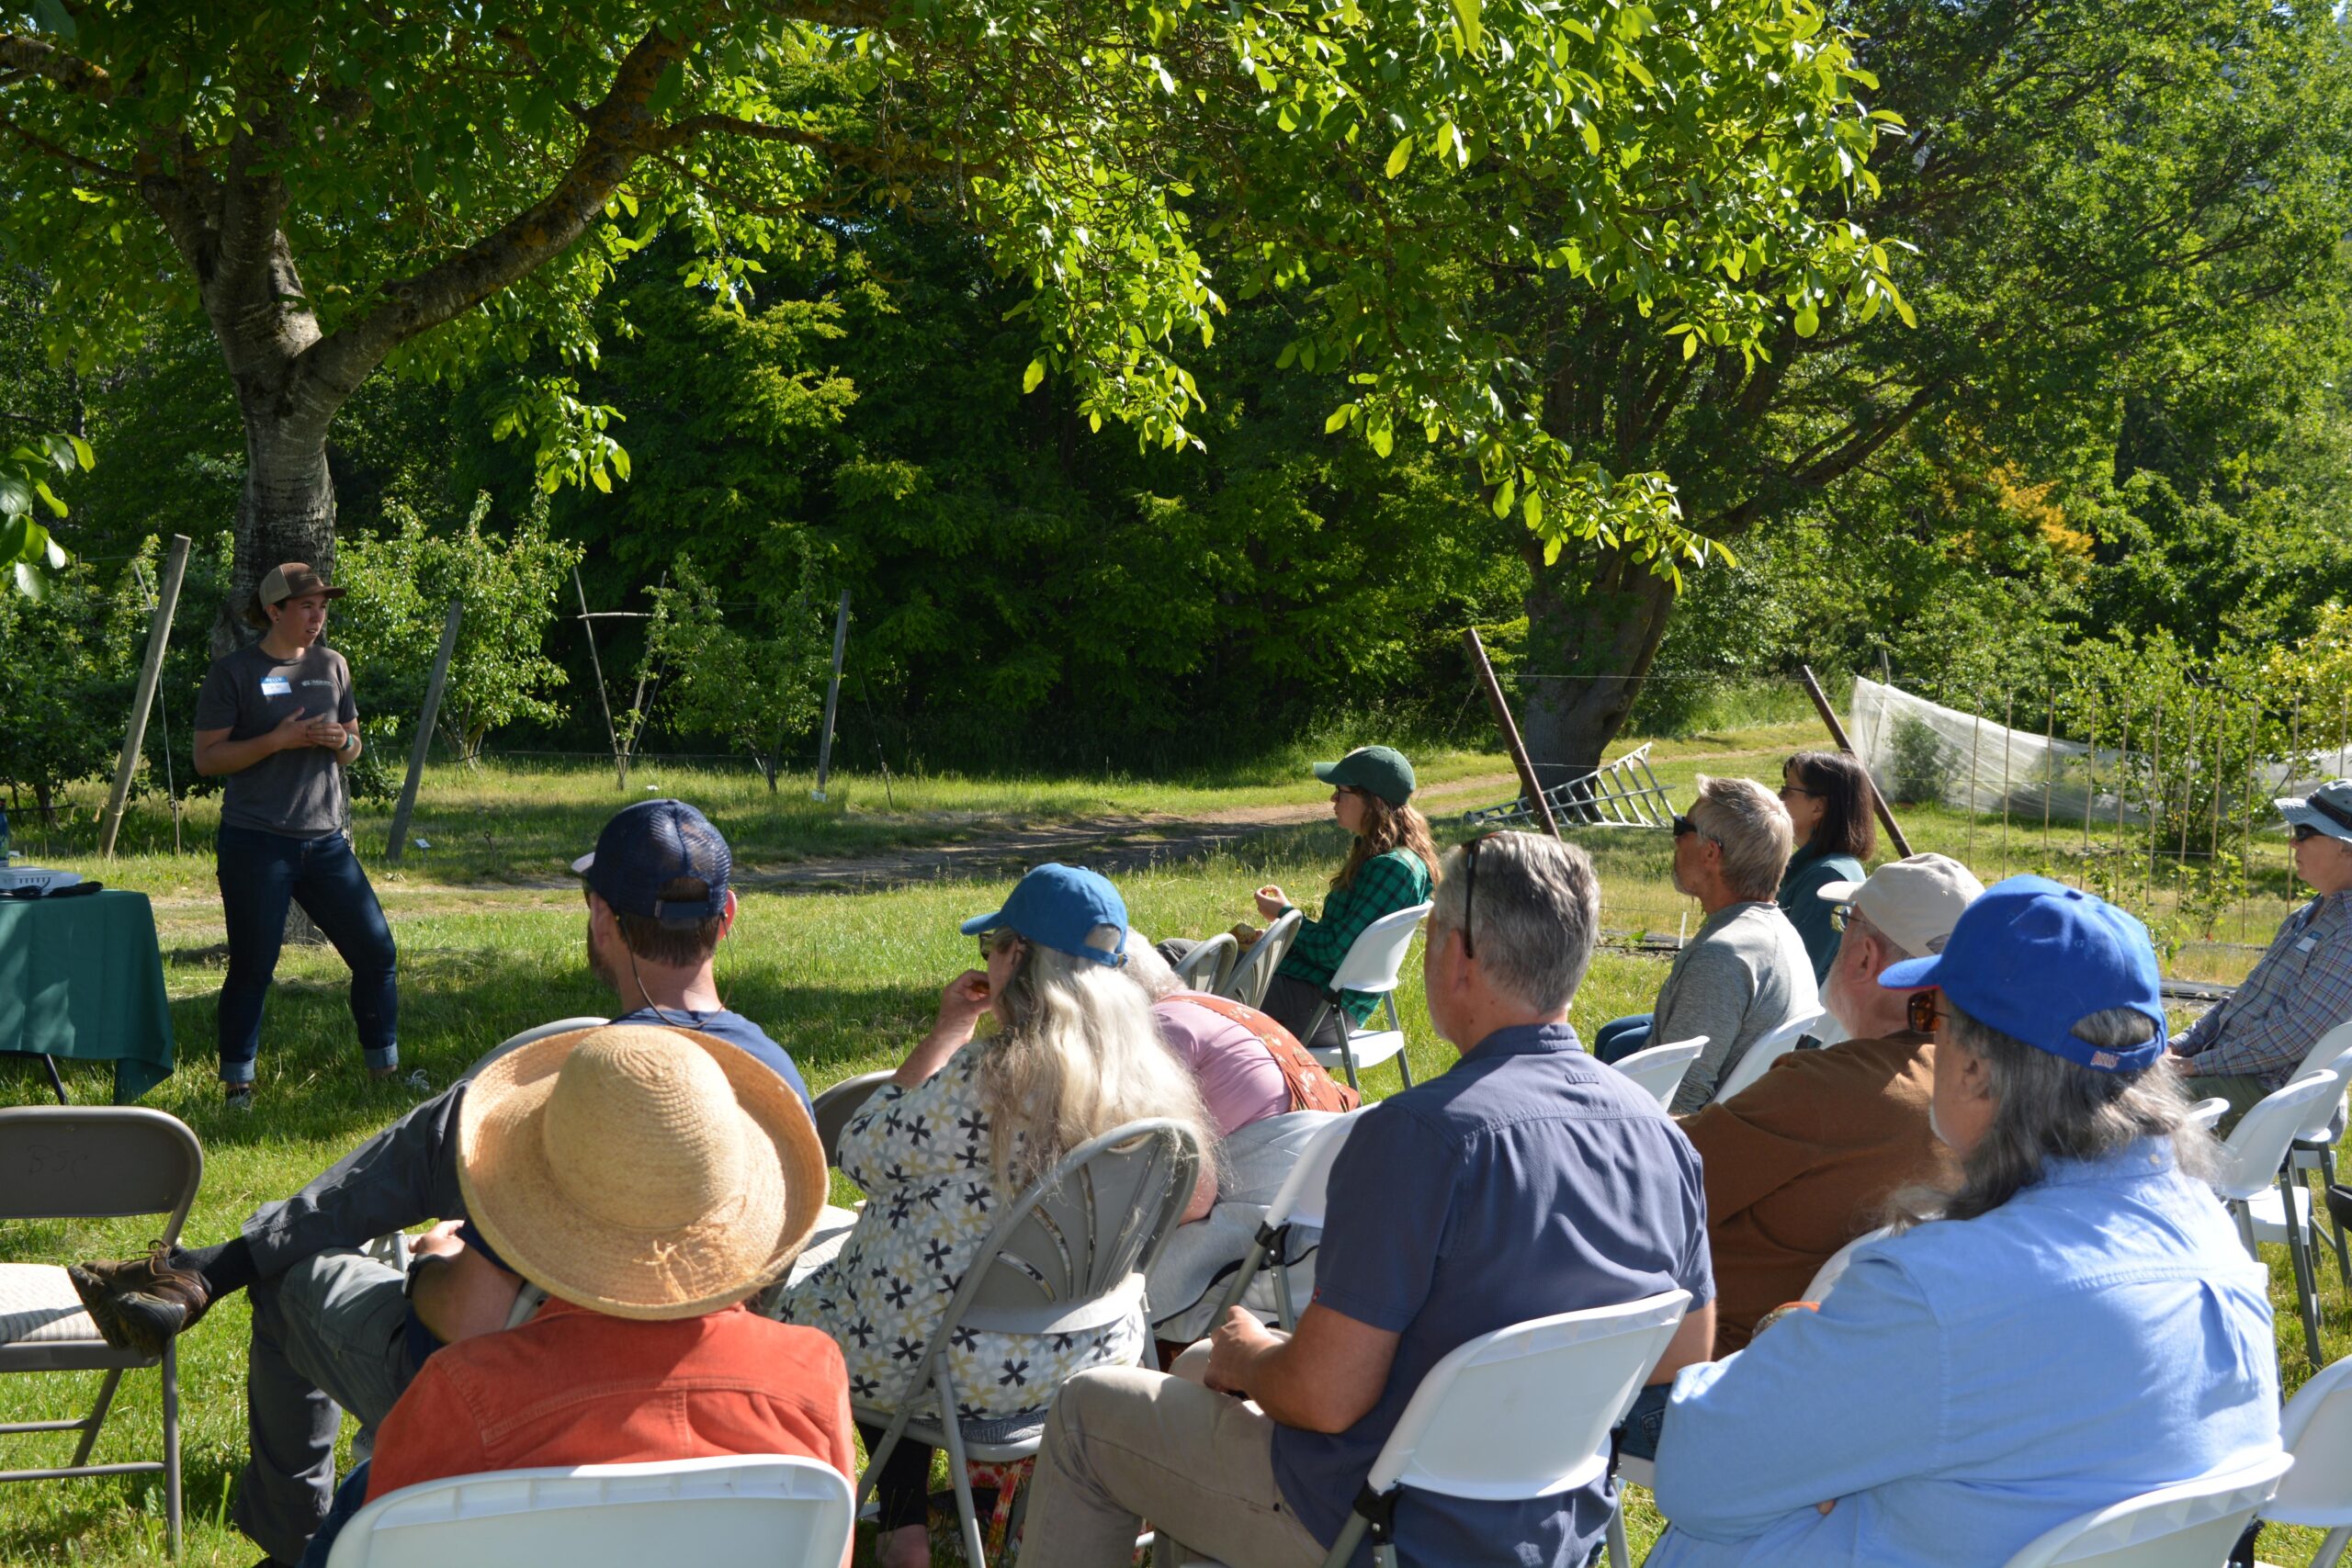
left=1846, top=678, right=2352, bottom=824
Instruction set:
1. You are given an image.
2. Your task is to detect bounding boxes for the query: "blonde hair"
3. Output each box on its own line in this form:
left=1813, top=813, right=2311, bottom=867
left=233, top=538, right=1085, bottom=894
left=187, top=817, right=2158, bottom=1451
left=1333, top=793, right=1442, bottom=893
left=980, top=944, right=1216, bottom=1190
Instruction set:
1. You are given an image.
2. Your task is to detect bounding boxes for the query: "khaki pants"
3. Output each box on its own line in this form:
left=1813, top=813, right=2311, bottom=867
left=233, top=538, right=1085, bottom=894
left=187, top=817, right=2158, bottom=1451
left=1022, top=1361, right=1331, bottom=1568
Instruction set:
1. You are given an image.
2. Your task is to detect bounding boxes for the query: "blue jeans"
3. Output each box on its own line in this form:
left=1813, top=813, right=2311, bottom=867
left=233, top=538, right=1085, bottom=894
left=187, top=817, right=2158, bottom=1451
left=1615, top=1381, right=1671, bottom=1462
left=216, top=825, right=399, bottom=1084
left=1593, top=1014, right=1655, bottom=1064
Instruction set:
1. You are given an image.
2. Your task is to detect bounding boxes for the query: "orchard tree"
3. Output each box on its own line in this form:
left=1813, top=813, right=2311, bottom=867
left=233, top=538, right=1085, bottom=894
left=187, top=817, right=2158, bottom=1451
left=1, top=0, right=1908, bottom=655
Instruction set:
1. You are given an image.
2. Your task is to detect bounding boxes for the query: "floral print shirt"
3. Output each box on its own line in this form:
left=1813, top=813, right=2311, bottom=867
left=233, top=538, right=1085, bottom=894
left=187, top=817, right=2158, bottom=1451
left=776, top=1047, right=1146, bottom=1419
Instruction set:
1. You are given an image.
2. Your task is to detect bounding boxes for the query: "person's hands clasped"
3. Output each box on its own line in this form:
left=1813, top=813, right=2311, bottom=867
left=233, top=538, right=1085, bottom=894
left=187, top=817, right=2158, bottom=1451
left=408, top=1218, right=468, bottom=1260
left=1205, top=1303, right=1283, bottom=1396
left=304, top=715, right=350, bottom=750
left=266, top=708, right=316, bottom=753
left=1253, top=884, right=1290, bottom=920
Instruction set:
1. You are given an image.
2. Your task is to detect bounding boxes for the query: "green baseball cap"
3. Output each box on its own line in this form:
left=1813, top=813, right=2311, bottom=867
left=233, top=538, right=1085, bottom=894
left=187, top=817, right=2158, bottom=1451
left=1313, top=745, right=1416, bottom=807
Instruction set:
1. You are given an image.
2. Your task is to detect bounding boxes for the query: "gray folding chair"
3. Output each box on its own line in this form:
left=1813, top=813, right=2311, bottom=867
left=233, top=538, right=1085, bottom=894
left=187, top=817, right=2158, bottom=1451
left=1216, top=909, right=1303, bottom=1010
left=0, top=1107, right=203, bottom=1556
left=809, top=1070, right=895, bottom=1167
left=857, top=1117, right=1204, bottom=1568
left=1170, top=934, right=1239, bottom=993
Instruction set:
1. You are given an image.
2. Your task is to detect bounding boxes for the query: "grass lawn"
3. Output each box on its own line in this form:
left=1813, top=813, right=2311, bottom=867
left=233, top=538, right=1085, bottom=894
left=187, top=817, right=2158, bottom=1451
left=0, top=725, right=2339, bottom=1563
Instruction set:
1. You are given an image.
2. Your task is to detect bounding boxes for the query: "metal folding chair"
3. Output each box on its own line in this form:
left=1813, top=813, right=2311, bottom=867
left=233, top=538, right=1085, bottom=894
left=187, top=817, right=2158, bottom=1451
left=0, top=1107, right=203, bottom=1556
left=809, top=1070, right=895, bottom=1167
left=857, top=1118, right=1204, bottom=1568
left=1170, top=933, right=1239, bottom=992
left=1216, top=910, right=1303, bottom=1010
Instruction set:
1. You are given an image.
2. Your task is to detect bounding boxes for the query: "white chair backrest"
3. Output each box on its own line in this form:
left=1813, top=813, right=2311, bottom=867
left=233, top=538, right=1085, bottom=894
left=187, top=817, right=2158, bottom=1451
left=2269, top=1357, right=2352, bottom=1527
left=1262, top=1108, right=1368, bottom=1235
left=1368, top=1291, right=1690, bottom=1500
left=1327, top=903, right=1434, bottom=997
left=322, top=1454, right=855, bottom=1568
left=1609, top=1038, right=1706, bottom=1109
left=1170, top=934, right=1239, bottom=992
left=1714, top=1009, right=1826, bottom=1102
left=2291, top=1018, right=2352, bottom=1083
left=1218, top=909, right=1305, bottom=1010
left=2212, top=1075, right=2341, bottom=1201
left=2186, top=1098, right=2229, bottom=1133
left=2290, top=1044, right=2352, bottom=1142
left=1802, top=1224, right=1894, bottom=1303
left=1996, top=1453, right=2291, bottom=1568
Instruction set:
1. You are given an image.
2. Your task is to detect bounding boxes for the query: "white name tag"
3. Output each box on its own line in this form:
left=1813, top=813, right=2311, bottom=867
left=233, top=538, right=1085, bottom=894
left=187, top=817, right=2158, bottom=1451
left=260, top=676, right=292, bottom=697
left=2299, top=935, right=2319, bottom=953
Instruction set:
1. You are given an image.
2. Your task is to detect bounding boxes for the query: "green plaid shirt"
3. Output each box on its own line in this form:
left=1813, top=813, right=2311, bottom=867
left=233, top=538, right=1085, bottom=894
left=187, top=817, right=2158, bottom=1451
left=1277, top=848, right=1435, bottom=1023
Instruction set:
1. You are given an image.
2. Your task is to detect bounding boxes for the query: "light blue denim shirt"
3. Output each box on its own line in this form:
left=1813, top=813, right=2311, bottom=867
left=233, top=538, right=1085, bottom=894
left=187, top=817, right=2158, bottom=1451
left=1648, top=1136, right=2280, bottom=1568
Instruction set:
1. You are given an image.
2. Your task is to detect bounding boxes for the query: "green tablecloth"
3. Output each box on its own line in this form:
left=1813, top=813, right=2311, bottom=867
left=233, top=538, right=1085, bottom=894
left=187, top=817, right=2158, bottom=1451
left=0, top=889, right=176, bottom=1102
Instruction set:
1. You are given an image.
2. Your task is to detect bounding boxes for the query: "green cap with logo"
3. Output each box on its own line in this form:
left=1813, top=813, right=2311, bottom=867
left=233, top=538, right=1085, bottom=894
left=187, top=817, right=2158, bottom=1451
left=1313, top=745, right=1417, bottom=807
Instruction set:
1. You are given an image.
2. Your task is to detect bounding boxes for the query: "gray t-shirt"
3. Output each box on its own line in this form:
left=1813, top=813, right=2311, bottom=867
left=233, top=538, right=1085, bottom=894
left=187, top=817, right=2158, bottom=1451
left=193, top=642, right=356, bottom=838
left=1652, top=899, right=1821, bottom=1115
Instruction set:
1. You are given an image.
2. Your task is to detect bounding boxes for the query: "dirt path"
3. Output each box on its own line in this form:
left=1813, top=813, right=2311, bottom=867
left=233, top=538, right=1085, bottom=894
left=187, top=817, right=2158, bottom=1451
left=731, top=770, right=1527, bottom=892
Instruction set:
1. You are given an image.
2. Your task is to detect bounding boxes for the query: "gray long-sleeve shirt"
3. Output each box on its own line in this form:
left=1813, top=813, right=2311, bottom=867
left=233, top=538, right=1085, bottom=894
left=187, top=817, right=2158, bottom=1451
left=1653, top=900, right=1821, bottom=1114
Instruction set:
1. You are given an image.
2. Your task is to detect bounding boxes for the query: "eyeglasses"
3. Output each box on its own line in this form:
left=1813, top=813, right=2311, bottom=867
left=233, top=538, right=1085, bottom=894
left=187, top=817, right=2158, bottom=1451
left=1905, top=989, right=1945, bottom=1033
left=1460, top=831, right=1504, bottom=960
left=978, top=931, right=1023, bottom=963
left=1828, top=901, right=1857, bottom=932
left=1778, top=782, right=1821, bottom=799
left=1673, top=814, right=1717, bottom=844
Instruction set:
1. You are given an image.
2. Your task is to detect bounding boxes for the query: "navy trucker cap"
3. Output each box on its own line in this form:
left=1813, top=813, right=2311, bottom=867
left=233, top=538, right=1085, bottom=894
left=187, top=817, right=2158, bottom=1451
left=960, top=863, right=1129, bottom=967
left=571, top=799, right=731, bottom=926
left=1877, top=874, right=2166, bottom=1072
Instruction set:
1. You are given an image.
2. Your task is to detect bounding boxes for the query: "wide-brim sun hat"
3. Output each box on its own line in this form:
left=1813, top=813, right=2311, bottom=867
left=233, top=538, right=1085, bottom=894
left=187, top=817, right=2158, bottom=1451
left=2276, top=780, right=2352, bottom=844
left=456, top=1023, right=827, bottom=1320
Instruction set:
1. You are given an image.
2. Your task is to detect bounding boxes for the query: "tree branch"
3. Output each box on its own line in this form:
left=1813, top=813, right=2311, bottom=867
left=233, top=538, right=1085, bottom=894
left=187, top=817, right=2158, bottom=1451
left=0, top=31, right=114, bottom=100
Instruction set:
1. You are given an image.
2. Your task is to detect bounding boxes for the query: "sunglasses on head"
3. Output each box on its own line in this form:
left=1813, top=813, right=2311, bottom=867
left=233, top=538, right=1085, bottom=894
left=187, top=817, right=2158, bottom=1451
left=1460, top=830, right=1508, bottom=960
left=1905, top=989, right=1945, bottom=1033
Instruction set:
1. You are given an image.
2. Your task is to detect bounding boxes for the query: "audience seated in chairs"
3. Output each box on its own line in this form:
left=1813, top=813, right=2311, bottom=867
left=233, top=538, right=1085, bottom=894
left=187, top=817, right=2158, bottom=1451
left=296, top=1023, right=852, bottom=1568
left=1595, top=775, right=1820, bottom=1113
left=1019, top=830, right=1715, bottom=1568
left=1161, top=745, right=1440, bottom=1052
left=1644, top=876, right=2283, bottom=1567
left=773, top=863, right=1216, bottom=1568
left=2169, top=778, right=2352, bottom=1129
left=68, top=799, right=816, bottom=1568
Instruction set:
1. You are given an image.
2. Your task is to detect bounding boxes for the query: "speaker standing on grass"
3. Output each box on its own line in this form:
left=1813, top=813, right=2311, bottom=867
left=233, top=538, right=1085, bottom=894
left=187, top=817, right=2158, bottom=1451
left=192, top=560, right=398, bottom=1106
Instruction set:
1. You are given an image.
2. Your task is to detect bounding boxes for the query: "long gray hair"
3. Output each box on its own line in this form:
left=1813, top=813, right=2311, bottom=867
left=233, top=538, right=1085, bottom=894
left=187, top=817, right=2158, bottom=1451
left=979, top=942, right=1214, bottom=1191
left=1886, top=1001, right=2216, bottom=1228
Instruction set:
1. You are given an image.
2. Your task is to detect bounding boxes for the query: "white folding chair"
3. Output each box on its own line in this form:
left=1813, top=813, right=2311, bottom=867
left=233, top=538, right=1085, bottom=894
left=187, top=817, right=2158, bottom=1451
left=1185, top=1291, right=1690, bottom=1568
left=1212, top=1109, right=1367, bottom=1327
left=1803, top=1224, right=1895, bottom=1303
left=2257, top=1356, right=2352, bottom=1568
left=808, top=1070, right=895, bottom=1168
left=322, top=1454, right=854, bottom=1567
left=0, top=1108, right=203, bottom=1558
left=1170, top=934, right=1239, bottom=993
left=2245, top=1045, right=2352, bottom=1364
left=2286, top=1026, right=2352, bottom=1293
left=2188, top=1098, right=2230, bottom=1132
left=1296, top=903, right=1433, bottom=1092
left=859, top=1118, right=1203, bottom=1568
left=1609, top=1037, right=1707, bottom=1109
left=1997, top=1452, right=2291, bottom=1568
left=1217, top=909, right=1304, bottom=1011
left=1713, top=1008, right=1828, bottom=1102
left=2212, top=1073, right=2344, bottom=1368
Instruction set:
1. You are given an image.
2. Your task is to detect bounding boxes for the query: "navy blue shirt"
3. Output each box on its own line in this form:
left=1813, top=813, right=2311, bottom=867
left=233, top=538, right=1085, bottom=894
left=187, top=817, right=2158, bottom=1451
left=1271, top=1022, right=1713, bottom=1568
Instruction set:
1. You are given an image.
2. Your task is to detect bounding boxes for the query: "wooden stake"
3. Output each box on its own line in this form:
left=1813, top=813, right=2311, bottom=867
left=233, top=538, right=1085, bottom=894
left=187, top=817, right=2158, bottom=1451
left=1797, top=665, right=1912, bottom=856
left=812, top=592, right=851, bottom=802
left=386, top=601, right=462, bottom=864
left=98, top=535, right=192, bottom=858
left=1463, top=628, right=1560, bottom=838
left=572, top=567, right=621, bottom=786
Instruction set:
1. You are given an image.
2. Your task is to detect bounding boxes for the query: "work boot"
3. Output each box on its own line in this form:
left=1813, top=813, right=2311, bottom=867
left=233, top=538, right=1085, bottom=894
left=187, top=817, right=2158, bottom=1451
left=67, top=1240, right=211, bottom=1356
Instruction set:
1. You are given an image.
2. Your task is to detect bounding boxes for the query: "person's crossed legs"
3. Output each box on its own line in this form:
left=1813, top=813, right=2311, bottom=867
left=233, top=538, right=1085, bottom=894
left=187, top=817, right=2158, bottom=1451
left=1020, top=1363, right=1328, bottom=1568
left=234, top=1248, right=424, bottom=1565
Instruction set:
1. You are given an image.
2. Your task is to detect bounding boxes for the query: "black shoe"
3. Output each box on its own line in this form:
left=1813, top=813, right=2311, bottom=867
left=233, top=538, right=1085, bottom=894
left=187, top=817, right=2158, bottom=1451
left=67, top=1240, right=212, bottom=1356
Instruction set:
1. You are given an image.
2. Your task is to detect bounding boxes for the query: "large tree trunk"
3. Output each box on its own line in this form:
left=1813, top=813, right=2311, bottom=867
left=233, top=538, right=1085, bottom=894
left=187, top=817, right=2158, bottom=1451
left=214, top=414, right=338, bottom=656
left=1516, top=536, right=1679, bottom=780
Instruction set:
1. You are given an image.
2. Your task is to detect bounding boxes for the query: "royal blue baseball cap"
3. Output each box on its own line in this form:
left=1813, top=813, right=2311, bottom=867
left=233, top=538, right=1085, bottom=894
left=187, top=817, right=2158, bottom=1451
left=571, top=799, right=731, bottom=926
left=960, top=863, right=1129, bottom=967
left=1877, top=874, right=2165, bottom=1072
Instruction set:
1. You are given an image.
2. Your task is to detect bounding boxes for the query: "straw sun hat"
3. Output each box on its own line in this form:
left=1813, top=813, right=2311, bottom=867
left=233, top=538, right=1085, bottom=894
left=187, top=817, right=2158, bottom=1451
left=455, top=1023, right=827, bottom=1321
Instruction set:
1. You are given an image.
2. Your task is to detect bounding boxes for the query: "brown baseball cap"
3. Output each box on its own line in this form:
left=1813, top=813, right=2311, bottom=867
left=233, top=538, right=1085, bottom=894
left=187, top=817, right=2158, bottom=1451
left=243, top=561, right=345, bottom=626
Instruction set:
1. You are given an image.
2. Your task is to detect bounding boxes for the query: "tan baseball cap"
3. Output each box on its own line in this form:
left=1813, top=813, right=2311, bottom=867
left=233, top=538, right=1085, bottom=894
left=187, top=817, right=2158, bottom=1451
left=1818, top=852, right=1984, bottom=958
left=243, top=561, right=345, bottom=627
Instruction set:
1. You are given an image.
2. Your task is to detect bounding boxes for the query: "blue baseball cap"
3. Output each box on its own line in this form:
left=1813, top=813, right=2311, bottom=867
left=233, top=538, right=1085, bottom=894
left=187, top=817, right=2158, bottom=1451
left=1878, top=875, right=2165, bottom=1072
left=571, top=800, right=731, bottom=926
left=960, top=863, right=1129, bottom=967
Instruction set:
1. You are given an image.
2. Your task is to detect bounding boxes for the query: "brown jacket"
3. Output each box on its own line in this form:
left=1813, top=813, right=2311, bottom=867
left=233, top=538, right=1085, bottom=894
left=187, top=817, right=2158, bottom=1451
left=1678, top=1031, right=1956, bottom=1356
